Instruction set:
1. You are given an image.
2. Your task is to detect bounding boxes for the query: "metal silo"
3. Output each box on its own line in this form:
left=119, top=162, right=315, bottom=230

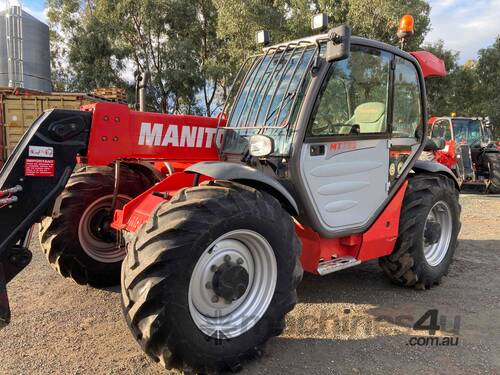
left=0, top=1, right=51, bottom=92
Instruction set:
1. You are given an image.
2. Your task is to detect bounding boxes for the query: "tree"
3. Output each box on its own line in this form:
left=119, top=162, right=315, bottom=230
left=476, top=36, right=500, bottom=136
left=198, top=0, right=227, bottom=116
left=47, top=0, right=433, bottom=115
left=95, top=0, right=204, bottom=113
left=46, top=0, right=123, bottom=92
left=423, top=40, right=460, bottom=116
left=347, top=0, right=430, bottom=49
left=67, top=16, right=125, bottom=91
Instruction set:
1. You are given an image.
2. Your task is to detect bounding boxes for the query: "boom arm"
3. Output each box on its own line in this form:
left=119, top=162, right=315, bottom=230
left=0, top=103, right=221, bottom=327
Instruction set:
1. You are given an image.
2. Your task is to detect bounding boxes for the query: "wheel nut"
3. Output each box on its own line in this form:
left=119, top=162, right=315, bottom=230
left=237, top=258, right=244, bottom=265
left=205, top=282, right=212, bottom=289
left=210, top=265, right=218, bottom=272
left=224, top=255, right=231, bottom=263
left=211, top=295, right=219, bottom=303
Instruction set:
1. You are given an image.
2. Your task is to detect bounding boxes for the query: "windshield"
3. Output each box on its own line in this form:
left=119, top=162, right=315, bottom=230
left=452, top=119, right=482, bottom=145
left=221, top=44, right=317, bottom=156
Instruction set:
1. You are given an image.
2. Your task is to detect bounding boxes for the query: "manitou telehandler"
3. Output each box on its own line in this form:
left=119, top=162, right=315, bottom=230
left=0, top=14, right=460, bottom=373
left=425, top=115, right=500, bottom=193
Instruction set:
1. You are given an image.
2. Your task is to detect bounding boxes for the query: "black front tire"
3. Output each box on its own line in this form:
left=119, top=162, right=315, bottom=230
left=39, top=165, right=152, bottom=287
left=379, top=174, right=461, bottom=289
left=121, top=181, right=302, bottom=373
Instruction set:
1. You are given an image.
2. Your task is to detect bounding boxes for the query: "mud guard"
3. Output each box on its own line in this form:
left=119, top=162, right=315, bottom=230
left=413, top=160, right=460, bottom=188
left=186, top=161, right=299, bottom=215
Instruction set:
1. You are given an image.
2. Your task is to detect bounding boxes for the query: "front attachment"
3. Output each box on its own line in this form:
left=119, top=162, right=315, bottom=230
left=0, top=264, right=10, bottom=329
left=0, top=109, right=91, bottom=327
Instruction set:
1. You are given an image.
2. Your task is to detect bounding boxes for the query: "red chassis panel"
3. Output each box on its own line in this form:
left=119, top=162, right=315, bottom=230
left=297, top=181, right=408, bottom=273
left=112, top=164, right=408, bottom=273
left=81, top=103, right=222, bottom=165
left=112, top=172, right=213, bottom=232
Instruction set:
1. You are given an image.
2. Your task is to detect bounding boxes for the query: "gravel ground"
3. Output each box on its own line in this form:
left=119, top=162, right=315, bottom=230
left=0, top=192, right=499, bottom=375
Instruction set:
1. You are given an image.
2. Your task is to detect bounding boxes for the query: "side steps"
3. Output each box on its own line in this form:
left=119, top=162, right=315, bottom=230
left=317, top=256, right=361, bottom=276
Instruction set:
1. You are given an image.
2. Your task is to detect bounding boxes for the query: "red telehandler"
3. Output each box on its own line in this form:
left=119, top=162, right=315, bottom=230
left=424, top=116, right=500, bottom=193
left=0, top=15, right=460, bottom=373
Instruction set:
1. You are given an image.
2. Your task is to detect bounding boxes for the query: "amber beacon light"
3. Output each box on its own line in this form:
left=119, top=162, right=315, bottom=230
left=397, top=14, right=415, bottom=49
left=398, top=15, right=415, bottom=37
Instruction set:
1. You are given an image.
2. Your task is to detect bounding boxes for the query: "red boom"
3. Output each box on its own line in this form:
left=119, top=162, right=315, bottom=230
left=82, top=103, right=223, bottom=165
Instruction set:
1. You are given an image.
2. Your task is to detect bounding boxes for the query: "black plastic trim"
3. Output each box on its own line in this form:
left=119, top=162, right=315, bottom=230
left=186, top=161, right=299, bottom=215
left=413, top=160, right=460, bottom=188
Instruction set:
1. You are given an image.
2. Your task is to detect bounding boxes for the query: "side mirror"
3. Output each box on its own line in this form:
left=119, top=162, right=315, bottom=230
left=325, top=25, right=351, bottom=62
left=424, top=137, right=446, bottom=151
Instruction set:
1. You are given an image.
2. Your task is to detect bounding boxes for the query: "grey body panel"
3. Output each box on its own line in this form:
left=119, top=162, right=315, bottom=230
left=186, top=161, right=299, bottom=215
left=299, top=139, right=389, bottom=232
left=413, top=160, right=460, bottom=188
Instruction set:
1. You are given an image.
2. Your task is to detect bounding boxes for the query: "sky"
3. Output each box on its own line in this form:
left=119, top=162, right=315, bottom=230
left=3, top=0, right=500, bottom=65
left=425, top=0, right=500, bottom=63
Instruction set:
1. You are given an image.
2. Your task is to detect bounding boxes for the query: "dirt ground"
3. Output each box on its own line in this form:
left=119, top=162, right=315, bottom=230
left=0, top=191, right=499, bottom=375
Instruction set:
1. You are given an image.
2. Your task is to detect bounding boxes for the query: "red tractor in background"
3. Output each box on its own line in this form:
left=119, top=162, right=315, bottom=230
left=424, top=116, right=500, bottom=193
left=0, top=15, right=461, bottom=373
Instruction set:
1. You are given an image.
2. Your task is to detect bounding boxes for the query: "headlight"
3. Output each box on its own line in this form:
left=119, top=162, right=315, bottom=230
left=249, top=135, right=274, bottom=157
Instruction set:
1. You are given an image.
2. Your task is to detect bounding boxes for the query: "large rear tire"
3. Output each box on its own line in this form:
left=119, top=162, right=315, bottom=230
left=379, top=174, right=461, bottom=289
left=121, top=181, right=302, bottom=373
left=39, top=165, right=152, bottom=287
left=485, top=152, right=500, bottom=194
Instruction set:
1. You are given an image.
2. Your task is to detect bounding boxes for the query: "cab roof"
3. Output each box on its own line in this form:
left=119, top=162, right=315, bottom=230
left=264, top=32, right=446, bottom=78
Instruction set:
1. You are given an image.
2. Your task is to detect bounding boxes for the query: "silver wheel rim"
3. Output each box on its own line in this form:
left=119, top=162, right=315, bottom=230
left=423, top=201, right=453, bottom=267
left=188, top=229, right=277, bottom=339
left=78, top=194, right=130, bottom=263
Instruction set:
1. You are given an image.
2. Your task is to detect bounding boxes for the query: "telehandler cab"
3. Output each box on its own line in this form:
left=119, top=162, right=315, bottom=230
left=0, top=15, right=460, bottom=373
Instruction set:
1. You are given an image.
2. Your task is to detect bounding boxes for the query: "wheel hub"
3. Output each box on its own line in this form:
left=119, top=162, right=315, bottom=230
left=212, top=260, right=249, bottom=302
left=423, top=201, right=453, bottom=267
left=78, top=194, right=131, bottom=263
left=424, top=221, right=442, bottom=245
left=188, top=230, right=277, bottom=339
left=89, top=208, right=116, bottom=243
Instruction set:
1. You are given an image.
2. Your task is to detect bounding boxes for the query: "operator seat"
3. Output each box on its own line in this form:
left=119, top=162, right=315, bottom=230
left=347, top=102, right=386, bottom=133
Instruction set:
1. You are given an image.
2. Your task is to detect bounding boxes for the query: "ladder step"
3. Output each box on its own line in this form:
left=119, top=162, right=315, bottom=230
left=317, top=256, right=361, bottom=275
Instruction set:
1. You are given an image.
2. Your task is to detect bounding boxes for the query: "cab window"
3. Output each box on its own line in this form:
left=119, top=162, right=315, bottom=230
left=431, top=119, right=452, bottom=141
left=392, top=57, right=422, bottom=138
left=308, top=45, right=391, bottom=137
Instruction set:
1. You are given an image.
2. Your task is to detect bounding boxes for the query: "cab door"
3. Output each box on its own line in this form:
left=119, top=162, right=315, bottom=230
left=299, top=45, right=392, bottom=235
left=389, top=56, right=426, bottom=179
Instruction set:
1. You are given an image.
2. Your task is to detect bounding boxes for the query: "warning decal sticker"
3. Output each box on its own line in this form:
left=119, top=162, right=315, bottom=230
left=28, top=145, right=54, bottom=158
left=25, top=159, right=55, bottom=177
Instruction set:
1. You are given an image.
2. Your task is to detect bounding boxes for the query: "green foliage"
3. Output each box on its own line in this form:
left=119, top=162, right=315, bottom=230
left=46, top=0, right=125, bottom=92
left=476, top=37, right=500, bottom=136
left=424, top=40, right=460, bottom=116
left=347, top=0, right=430, bottom=48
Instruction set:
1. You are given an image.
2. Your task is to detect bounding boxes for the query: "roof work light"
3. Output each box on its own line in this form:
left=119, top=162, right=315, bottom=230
left=311, top=13, right=328, bottom=32
left=256, top=30, right=270, bottom=46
